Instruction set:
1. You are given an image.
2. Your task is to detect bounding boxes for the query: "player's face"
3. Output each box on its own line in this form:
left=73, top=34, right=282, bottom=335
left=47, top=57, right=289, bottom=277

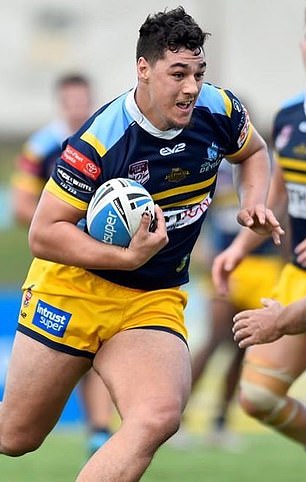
left=58, top=84, right=93, bottom=132
left=136, top=47, right=206, bottom=130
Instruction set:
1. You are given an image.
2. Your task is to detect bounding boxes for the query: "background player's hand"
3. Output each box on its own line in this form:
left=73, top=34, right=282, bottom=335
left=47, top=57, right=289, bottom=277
left=127, top=205, right=168, bottom=269
left=237, top=204, right=284, bottom=245
left=295, top=238, right=306, bottom=267
left=211, top=245, right=244, bottom=296
left=232, top=298, right=284, bottom=348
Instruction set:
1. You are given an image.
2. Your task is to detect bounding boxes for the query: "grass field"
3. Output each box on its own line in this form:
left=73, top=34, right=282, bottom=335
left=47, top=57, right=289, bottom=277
left=1, top=429, right=305, bottom=482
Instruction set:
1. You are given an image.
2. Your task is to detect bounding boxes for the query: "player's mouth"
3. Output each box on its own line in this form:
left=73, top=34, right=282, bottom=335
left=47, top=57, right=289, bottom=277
left=176, top=100, right=193, bottom=111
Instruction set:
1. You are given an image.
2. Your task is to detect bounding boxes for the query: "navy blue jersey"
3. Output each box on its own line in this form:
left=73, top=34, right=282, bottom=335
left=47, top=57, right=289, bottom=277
left=47, top=83, right=252, bottom=289
left=272, top=92, right=306, bottom=270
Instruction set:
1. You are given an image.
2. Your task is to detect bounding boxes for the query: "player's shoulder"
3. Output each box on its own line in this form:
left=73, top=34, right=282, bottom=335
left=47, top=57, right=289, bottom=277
left=79, top=90, right=135, bottom=156
left=26, top=120, right=67, bottom=157
left=277, top=91, right=305, bottom=114
left=196, top=82, right=243, bottom=118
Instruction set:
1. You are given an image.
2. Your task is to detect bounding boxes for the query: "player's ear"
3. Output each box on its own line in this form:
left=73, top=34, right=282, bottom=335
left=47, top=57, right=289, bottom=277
left=137, top=57, right=150, bottom=81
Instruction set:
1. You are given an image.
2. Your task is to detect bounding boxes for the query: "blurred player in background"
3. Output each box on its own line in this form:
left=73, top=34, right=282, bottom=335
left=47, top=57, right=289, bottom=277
left=1, top=7, right=283, bottom=481
left=192, top=159, right=283, bottom=446
left=212, top=26, right=306, bottom=449
left=172, top=158, right=283, bottom=449
left=11, top=73, right=114, bottom=455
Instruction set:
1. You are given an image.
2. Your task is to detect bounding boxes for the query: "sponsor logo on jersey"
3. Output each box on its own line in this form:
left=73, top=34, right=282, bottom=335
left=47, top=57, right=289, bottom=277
left=57, top=166, right=95, bottom=193
left=160, top=143, right=186, bottom=156
left=32, top=300, right=71, bottom=338
left=61, top=145, right=101, bottom=180
left=293, top=143, right=306, bottom=156
left=237, top=113, right=250, bottom=148
left=232, top=99, right=242, bottom=112
left=128, top=160, right=150, bottom=184
left=176, top=254, right=190, bottom=273
left=275, top=125, right=293, bottom=151
left=165, top=167, right=190, bottom=182
left=163, top=195, right=212, bottom=231
left=287, top=183, right=306, bottom=219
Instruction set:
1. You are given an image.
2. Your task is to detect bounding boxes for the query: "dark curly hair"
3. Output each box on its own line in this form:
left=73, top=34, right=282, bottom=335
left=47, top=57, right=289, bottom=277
left=136, top=6, right=210, bottom=63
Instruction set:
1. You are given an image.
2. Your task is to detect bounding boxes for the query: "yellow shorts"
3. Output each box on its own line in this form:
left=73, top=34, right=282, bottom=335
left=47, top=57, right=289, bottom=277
left=271, top=263, right=306, bottom=305
left=17, top=258, right=188, bottom=359
left=226, top=255, right=283, bottom=310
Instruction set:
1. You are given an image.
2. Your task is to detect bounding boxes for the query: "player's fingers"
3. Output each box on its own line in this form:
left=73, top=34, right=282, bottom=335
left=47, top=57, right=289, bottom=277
left=253, top=204, right=267, bottom=225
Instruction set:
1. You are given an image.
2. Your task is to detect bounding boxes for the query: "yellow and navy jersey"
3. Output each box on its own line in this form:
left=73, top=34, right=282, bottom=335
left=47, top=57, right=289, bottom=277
left=272, top=92, right=306, bottom=270
left=12, top=120, right=70, bottom=196
left=47, top=83, right=252, bottom=290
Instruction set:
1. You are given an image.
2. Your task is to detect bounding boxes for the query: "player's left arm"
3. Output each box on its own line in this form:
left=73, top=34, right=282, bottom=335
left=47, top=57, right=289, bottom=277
left=228, top=127, right=284, bottom=245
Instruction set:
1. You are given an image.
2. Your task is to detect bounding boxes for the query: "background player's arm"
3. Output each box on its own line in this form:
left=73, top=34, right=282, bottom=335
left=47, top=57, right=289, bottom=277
left=29, top=189, right=168, bottom=270
left=12, top=187, right=41, bottom=226
left=232, top=297, right=306, bottom=348
left=212, top=140, right=286, bottom=296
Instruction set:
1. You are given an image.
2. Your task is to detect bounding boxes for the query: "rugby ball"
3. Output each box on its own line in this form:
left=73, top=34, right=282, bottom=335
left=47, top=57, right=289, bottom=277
left=86, top=178, right=155, bottom=247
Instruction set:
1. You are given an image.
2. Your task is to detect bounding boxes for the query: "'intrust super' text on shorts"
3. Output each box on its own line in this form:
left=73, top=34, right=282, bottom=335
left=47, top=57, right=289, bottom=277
left=17, top=258, right=188, bottom=359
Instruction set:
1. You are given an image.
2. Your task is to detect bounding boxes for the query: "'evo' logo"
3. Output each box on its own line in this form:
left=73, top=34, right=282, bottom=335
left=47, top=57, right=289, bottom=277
left=32, top=300, right=71, bottom=338
left=160, top=143, right=186, bottom=156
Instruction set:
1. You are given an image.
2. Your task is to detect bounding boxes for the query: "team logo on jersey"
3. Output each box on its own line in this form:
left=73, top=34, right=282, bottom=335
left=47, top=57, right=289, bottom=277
left=23, top=285, right=34, bottom=307
left=207, top=142, right=220, bottom=161
left=128, top=160, right=150, bottom=184
left=275, top=125, right=293, bottom=151
left=32, top=300, right=71, bottom=338
left=165, top=167, right=190, bottom=182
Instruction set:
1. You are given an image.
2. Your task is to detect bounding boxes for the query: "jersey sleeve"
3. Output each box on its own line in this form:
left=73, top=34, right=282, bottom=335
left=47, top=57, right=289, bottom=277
left=223, top=90, right=253, bottom=158
left=47, top=122, right=103, bottom=211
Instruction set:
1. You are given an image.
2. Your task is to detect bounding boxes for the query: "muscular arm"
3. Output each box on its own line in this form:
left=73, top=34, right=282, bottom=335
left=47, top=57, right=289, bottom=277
left=29, top=190, right=168, bottom=271
left=232, top=297, right=306, bottom=348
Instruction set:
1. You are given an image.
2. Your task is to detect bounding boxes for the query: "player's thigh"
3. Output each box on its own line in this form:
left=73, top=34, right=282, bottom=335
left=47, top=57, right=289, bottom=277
left=94, top=328, right=191, bottom=417
left=245, top=333, right=306, bottom=377
left=2, top=332, right=91, bottom=437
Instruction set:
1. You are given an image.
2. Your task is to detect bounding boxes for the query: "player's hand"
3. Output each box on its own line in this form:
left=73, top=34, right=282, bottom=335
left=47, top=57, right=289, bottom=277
left=232, top=298, right=284, bottom=348
left=211, top=245, right=244, bottom=296
left=237, top=205, right=284, bottom=245
left=127, top=205, right=168, bottom=269
left=295, top=238, right=306, bottom=267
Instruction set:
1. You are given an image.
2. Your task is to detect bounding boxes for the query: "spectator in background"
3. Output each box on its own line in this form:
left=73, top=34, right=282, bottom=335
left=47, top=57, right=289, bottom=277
left=11, top=73, right=115, bottom=455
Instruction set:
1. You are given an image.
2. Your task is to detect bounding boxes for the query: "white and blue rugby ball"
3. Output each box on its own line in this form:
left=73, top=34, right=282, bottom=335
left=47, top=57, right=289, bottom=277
left=86, top=178, right=155, bottom=247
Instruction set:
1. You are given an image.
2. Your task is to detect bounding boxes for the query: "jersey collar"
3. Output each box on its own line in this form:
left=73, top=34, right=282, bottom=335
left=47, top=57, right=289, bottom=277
left=125, top=87, right=183, bottom=140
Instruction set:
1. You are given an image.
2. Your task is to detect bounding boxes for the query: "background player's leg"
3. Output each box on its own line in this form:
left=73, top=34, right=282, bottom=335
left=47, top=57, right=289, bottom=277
left=80, top=368, right=115, bottom=455
left=0, top=332, right=91, bottom=456
left=240, top=333, right=306, bottom=444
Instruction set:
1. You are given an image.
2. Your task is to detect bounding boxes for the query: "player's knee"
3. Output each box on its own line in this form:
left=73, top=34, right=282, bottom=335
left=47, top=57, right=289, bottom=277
left=141, top=400, right=182, bottom=443
left=0, top=431, right=43, bottom=457
left=239, top=381, right=285, bottom=420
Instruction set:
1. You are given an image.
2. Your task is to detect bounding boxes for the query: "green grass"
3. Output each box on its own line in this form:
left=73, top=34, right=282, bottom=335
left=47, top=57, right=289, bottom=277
left=1, top=430, right=305, bottom=482
left=0, top=225, right=33, bottom=286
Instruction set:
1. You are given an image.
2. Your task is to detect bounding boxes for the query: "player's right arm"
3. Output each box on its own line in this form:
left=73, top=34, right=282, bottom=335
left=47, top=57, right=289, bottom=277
left=212, top=161, right=287, bottom=296
left=29, top=189, right=168, bottom=271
